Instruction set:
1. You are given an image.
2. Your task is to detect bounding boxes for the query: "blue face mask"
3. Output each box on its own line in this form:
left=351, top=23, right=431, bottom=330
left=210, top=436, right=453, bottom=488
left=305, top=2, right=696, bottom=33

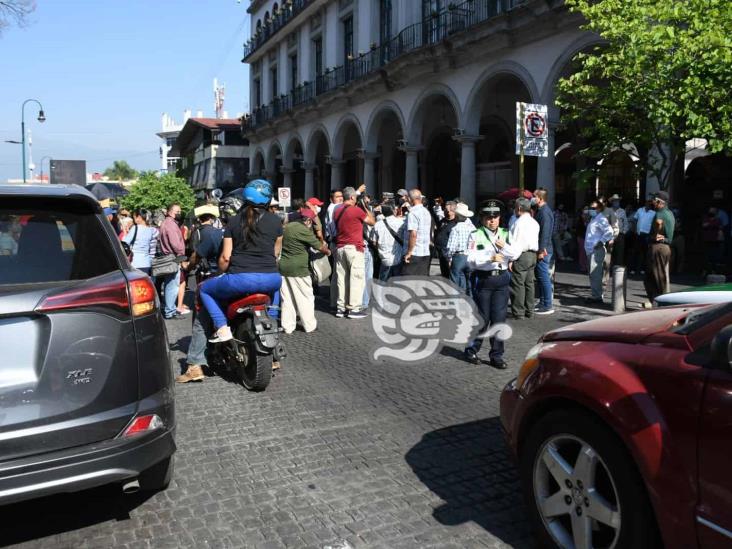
left=589, top=210, right=598, bottom=218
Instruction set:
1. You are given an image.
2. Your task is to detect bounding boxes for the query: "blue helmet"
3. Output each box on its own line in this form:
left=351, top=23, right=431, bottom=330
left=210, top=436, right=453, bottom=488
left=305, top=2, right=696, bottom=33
left=242, top=179, right=273, bottom=207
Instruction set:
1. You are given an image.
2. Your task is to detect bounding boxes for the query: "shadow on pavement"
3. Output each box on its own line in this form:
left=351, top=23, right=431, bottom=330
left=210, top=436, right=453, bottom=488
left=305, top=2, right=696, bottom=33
left=0, top=485, right=155, bottom=547
left=405, top=418, right=535, bottom=548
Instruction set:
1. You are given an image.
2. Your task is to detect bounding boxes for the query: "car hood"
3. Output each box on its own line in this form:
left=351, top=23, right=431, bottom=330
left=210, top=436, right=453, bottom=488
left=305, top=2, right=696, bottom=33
left=542, top=305, right=702, bottom=344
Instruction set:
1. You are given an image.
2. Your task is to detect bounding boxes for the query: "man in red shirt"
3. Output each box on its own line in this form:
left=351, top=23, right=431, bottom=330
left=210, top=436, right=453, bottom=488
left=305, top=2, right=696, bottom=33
left=333, top=186, right=376, bottom=319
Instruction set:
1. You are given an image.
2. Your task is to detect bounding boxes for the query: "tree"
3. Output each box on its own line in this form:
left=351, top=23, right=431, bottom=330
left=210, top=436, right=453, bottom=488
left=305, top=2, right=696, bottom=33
left=0, top=0, right=35, bottom=35
left=556, top=0, right=732, bottom=190
left=103, top=160, right=138, bottom=181
left=121, top=172, right=195, bottom=213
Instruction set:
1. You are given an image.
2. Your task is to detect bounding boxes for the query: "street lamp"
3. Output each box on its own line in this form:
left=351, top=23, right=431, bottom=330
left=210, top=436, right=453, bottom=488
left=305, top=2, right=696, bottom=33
left=40, top=155, right=52, bottom=183
left=21, top=99, right=46, bottom=183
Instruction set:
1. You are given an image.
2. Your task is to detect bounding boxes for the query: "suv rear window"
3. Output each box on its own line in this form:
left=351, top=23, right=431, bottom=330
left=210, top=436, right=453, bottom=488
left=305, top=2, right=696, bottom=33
left=0, top=198, right=120, bottom=285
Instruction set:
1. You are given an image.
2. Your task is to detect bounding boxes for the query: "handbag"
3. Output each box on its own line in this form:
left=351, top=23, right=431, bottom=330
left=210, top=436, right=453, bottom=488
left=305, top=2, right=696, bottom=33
left=309, top=251, right=332, bottom=285
left=152, top=253, right=179, bottom=277
left=125, top=225, right=138, bottom=263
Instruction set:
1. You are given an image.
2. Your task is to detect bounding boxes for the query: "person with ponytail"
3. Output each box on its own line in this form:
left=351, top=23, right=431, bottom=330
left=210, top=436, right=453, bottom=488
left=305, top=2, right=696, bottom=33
left=199, top=179, right=284, bottom=343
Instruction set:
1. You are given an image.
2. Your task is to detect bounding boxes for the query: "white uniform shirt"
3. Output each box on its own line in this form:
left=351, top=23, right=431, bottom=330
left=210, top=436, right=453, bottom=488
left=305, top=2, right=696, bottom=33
left=466, top=227, right=510, bottom=271
left=405, top=204, right=432, bottom=257
left=502, top=213, right=540, bottom=261
left=584, top=214, right=614, bottom=255
left=634, top=207, right=656, bottom=235
left=374, top=216, right=405, bottom=267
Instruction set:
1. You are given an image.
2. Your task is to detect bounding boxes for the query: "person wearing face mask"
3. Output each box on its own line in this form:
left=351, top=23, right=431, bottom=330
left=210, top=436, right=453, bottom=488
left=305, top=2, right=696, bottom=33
left=584, top=200, right=615, bottom=304
left=157, top=203, right=187, bottom=319
left=304, top=197, right=325, bottom=243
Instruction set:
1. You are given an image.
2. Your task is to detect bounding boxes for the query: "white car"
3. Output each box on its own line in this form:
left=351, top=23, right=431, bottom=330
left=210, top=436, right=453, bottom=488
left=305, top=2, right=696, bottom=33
left=654, top=282, right=732, bottom=307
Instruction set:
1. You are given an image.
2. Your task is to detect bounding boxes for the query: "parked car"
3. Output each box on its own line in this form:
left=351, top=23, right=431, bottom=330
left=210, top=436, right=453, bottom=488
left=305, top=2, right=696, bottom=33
left=654, top=282, right=732, bottom=307
left=0, top=185, right=175, bottom=505
left=501, top=303, right=732, bottom=548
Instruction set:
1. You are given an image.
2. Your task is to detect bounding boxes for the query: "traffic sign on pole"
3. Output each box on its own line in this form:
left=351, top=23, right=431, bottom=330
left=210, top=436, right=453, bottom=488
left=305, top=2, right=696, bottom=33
left=516, top=102, right=549, bottom=158
left=278, top=187, right=291, bottom=208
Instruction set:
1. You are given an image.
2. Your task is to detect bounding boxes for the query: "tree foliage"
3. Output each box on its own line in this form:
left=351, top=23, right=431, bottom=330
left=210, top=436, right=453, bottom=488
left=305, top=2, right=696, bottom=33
left=0, top=0, right=35, bottom=35
left=556, top=0, right=732, bottom=189
left=121, top=173, right=195, bottom=213
left=103, top=160, right=138, bottom=181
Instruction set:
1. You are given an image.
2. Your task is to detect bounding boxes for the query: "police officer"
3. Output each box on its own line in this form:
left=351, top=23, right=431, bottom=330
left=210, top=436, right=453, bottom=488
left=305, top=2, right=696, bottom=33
left=463, top=200, right=511, bottom=369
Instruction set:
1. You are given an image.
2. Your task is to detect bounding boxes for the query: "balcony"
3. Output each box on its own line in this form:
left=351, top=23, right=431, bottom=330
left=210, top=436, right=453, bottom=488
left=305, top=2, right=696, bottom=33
left=242, top=0, right=526, bottom=135
left=243, top=0, right=315, bottom=62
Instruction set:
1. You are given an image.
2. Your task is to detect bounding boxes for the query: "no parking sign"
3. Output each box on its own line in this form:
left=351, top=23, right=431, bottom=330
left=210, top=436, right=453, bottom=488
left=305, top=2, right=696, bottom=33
left=516, top=102, right=549, bottom=158
left=278, top=187, right=291, bottom=208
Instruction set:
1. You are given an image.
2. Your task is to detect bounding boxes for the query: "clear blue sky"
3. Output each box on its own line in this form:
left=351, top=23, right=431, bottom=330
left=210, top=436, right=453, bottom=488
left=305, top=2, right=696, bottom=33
left=0, top=0, right=250, bottom=181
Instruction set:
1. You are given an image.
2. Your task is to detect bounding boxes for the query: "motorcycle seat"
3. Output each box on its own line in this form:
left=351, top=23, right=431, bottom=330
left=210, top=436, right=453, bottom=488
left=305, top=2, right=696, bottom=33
left=226, top=293, right=271, bottom=319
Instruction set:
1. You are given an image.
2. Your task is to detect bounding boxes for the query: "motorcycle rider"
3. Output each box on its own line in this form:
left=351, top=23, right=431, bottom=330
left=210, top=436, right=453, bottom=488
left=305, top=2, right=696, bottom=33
left=199, top=179, right=284, bottom=344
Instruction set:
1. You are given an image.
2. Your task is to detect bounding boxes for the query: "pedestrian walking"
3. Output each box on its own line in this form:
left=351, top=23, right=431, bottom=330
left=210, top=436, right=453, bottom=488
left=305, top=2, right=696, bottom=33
left=279, top=208, right=331, bottom=334
left=532, top=188, right=555, bottom=315
left=446, top=202, right=476, bottom=295
left=373, top=199, right=405, bottom=281
left=402, top=189, right=432, bottom=276
left=464, top=200, right=511, bottom=369
left=123, top=208, right=158, bottom=276
left=334, top=186, right=376, bottom=319
left=644, top=191, right=675, bottom=302
left=584, top=200, right=615, bottom=303
left=498, top=198, right=539, bottom=319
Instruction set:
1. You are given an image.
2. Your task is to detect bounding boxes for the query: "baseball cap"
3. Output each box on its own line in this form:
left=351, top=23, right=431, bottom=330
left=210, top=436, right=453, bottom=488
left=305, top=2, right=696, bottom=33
left=397, top=189, right=408, bottom=198
left=306, top=197, right=324, bottom=206
left=654, top=191, right=669, bottom=202
left=299, top=208, right=316, bottom=220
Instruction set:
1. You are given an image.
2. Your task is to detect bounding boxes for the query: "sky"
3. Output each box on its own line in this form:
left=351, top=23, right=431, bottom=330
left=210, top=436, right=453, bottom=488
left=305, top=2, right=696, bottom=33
left=0, top=0, right=250, bottom=182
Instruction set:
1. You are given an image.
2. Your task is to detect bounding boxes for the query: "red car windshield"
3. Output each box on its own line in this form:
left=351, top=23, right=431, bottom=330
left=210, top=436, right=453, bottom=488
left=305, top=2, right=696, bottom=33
left=672, top=301, right=732, bottom=335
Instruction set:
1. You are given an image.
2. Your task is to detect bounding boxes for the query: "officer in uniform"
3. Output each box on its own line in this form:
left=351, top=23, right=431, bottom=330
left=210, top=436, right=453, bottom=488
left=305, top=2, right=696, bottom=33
left=463, top=200, right=511, bottom=369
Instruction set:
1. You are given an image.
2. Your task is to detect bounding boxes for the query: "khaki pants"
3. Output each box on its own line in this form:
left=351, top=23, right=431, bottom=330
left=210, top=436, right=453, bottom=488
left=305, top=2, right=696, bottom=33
left=280, top=276, right=317, bottom=334
left=336, top=245, right=365, bottom=311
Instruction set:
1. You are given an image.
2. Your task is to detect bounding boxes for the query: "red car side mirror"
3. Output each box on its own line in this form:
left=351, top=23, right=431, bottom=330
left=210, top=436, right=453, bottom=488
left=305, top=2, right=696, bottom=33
left=710, top=325, right=732, bottom=372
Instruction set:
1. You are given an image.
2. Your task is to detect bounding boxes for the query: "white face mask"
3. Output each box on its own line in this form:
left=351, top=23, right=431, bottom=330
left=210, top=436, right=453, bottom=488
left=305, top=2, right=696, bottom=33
left=314, top=206, right=321, bottom=215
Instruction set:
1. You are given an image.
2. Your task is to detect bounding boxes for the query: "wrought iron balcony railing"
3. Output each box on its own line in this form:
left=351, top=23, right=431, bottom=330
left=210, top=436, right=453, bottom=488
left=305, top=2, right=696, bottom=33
left=242, top=0, right=525, bottom=134
left=243, top=0, right=315, bottom=61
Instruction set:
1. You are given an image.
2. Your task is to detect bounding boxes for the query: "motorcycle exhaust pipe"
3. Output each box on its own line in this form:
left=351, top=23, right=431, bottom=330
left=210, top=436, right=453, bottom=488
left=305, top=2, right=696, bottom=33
left=122, top=479, right=140, bottom=494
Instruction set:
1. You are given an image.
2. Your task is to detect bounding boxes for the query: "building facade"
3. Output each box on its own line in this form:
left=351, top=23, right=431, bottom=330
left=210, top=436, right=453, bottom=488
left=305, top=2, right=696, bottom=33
left=158, top=111, right=191, bottom=174
left=240, top=0, right=613, bottom=210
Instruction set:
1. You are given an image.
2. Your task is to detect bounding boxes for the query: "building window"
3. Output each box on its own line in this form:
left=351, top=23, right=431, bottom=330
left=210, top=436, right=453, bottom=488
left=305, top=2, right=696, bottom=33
left=343, top=15, right=353, bottom=65
left=271, top=66, right=278, bottom=100
left=254, top=78, right=261, bottom=107
left=313, top=37, right=323, bottom=76
left=166, top=137, right=176, bottom=147
left=422, top=0, right=445, bottom=44
left=289, top=54, right=298, bottom=91
left=379, top=0, right=392, bottom=44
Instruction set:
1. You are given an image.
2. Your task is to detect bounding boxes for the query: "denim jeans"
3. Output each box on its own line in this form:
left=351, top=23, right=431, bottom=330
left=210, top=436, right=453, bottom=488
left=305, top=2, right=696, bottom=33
left=363, top=247, right=373, bottom=309
left=187, top=308, right=212, bottom=366
left=199, top=272, right=282, bottom=329
left=378, top=263, right=400, bottom=281
left=466, top=270, right=510, bottom=361
left=449, top=254, right=471, bottom=296
left=161, top=268, right=180, bottom=318
left=535, top=251, right=553, bottom=309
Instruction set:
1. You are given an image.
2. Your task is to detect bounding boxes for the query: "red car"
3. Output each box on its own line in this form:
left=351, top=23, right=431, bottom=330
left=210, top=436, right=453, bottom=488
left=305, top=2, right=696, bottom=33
left=501, top=302, right=732, bottom=548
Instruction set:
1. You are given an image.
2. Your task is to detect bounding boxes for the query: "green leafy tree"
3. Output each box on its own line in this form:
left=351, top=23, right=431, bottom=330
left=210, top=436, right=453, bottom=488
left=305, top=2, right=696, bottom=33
left=556, top=0, right=732, bottom=190
left=0, top=1, right=35, bottom=36
left=103, top=160, right=138, bottom=181
left=121, top=172, right=195, bottom=213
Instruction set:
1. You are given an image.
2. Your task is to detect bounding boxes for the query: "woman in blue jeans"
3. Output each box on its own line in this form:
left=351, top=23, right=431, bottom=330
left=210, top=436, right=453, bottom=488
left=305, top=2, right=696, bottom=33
left=199, top=180, right=284, bottom=343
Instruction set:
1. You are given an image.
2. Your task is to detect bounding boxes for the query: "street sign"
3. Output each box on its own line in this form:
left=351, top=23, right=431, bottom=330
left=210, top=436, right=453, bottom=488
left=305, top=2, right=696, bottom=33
left=516, top=102, right=549, bottom=158
left=278, top=187, right=291, bottom=208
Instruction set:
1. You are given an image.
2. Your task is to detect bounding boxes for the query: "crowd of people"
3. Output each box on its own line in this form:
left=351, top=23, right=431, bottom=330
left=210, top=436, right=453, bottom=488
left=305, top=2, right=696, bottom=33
left=94, top=180, right=730, bottom=379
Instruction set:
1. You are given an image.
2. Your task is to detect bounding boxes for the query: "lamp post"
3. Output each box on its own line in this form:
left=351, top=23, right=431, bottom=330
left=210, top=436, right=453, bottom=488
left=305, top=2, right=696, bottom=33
left=21, top=99, right=46, bottom=183
left=40, top=156, right=52, bottom=183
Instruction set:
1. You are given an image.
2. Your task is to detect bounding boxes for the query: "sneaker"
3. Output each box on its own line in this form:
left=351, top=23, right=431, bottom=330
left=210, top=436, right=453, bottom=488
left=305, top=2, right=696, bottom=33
left=335, top=309, right=346, bottom=318
left=347, top=310, right=368, bottom=319
left=209, top=325, right=233, bottom=343
left=176, top=365, right=205, bottom=383
left=535, top=308, right=555, bottom=316
left=177, top=307, right=191, bottom=315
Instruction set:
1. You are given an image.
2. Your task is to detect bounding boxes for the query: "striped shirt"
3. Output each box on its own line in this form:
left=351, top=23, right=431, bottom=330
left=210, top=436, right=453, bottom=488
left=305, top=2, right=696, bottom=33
left=446, top=219, right=476, bottom=258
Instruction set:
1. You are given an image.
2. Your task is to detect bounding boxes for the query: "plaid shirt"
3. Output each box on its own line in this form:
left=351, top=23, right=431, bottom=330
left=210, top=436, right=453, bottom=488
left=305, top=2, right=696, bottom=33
left=446, top=219, right=476, bottom=258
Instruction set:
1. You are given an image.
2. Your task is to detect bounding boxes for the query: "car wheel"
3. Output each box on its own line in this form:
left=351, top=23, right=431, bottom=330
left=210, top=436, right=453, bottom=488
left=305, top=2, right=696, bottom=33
left=139, top=455, right=174, bottom=492
left=520, top=409, right=660, bottom=549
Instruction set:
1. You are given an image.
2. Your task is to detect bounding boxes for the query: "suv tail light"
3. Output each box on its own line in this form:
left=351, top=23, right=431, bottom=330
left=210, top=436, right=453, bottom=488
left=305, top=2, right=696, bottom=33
left=36, top=273, right=157, bottom=318
left=120, top=414, right=164, bottom=438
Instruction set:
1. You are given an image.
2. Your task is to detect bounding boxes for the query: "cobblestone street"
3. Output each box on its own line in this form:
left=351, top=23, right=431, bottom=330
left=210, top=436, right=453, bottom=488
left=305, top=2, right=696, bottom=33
left=0, top=270, right=686, bottom=549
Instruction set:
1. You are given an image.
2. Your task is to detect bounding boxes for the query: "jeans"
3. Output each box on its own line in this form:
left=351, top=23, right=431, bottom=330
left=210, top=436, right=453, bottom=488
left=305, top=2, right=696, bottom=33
left=378, top=263, right=400, bottom=281
left=199, top=272, right=282, bottom=329
left=363, top=247, right=373, bottom=309
left=161, top=268, right=180, bottom=318
left=187, top=308, right=212, bottom=366
left=535, top=251, right=553, bottom=309
left=466, top=270, right=510, bottom=361
left=589, top=245, right=606, bottom=299
left=449, top=254, right=471, bottom=296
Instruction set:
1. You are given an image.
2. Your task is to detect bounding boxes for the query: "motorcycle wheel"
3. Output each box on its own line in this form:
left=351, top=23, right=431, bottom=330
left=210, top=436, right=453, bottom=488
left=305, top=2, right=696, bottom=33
left=233, top=322, right=272, bottom=392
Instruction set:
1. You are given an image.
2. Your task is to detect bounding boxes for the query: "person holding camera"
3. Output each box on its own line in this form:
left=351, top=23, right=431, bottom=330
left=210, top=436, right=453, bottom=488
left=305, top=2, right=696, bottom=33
left=373, top=198, right=406, bottom=281
left=333, top=186, right=376, bottom=319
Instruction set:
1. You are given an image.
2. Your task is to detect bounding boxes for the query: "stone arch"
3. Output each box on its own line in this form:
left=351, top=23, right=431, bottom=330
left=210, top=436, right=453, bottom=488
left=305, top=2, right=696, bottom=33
left=365, top=100, right=407, bottom=152
left=284, top=133, right=305, bottom=168
left=462, top=60, right=540, bottom=135
left=332, top=114, right=365, bottom=189
left=331, top=113, right=365, bottom=159
left=305, top=124, right=331, bottom=163
left=305, top=125, right=332, bottom=197
left=406, top=83, right=462, bottom=144
left=266, top=140, right=283, bottom=188
left=251, top=147, right=266, bottom=176
left=540, top=33, right=604, bottom=105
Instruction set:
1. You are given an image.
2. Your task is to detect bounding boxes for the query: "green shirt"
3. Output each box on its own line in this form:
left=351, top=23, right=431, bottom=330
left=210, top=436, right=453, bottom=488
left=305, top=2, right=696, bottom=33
left=655, top=207, right=675, bottom=243
left=279, top=220, right=321, bottom=277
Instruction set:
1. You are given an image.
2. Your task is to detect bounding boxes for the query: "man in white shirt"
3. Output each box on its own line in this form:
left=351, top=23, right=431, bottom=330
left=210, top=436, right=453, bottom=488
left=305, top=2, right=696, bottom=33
left=585, top=199, right=615, bottom=303
left=402, top=189, right=433, bottom=276
left=495, top=198, right=539, bottom=319
left=373, top=200, right=405, bottom=280
left=632, top=198, right=657, bottom=274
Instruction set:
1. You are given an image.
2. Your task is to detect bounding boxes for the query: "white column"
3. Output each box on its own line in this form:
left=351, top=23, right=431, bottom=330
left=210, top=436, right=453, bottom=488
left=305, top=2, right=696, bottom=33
left=536, top=126, right=556, bottom=206
left=281, top=167, right=294, bottom=189
left=303, top=163, right=316, bottom=197
left=453, top=135, right=483, bottom=210
left=330, top=159, right=345, bottom=189
left=401, top=145, right=421, bottom=190
left=363, top=155, right=377, bottom=196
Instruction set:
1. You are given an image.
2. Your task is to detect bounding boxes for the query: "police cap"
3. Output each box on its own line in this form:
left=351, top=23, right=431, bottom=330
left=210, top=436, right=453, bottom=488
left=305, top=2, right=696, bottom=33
left=479, top=199, right=504, bottom=217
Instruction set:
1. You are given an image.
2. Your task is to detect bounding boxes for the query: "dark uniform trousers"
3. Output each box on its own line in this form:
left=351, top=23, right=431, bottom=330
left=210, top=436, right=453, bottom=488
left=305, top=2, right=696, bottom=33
left=510, top=251, right=537, bottom=318
left=467, top=269, right=511, bottom=361
left=644, top=242, right=671, bottom=301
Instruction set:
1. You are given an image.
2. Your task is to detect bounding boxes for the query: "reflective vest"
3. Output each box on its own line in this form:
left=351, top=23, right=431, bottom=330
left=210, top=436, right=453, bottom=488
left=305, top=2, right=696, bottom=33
left=473, top=226, right=508, bottom=252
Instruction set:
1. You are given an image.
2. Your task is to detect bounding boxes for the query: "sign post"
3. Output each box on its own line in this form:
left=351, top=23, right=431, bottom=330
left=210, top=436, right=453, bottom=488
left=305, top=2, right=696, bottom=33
left=278, top=187, right=291, bottom=213
left=516, top=102, right=549, bottom=192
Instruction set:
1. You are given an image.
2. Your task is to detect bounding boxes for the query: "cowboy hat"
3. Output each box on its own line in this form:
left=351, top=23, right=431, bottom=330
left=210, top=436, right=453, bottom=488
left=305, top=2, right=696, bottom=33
left=454, top=202, right=474, bottom=218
